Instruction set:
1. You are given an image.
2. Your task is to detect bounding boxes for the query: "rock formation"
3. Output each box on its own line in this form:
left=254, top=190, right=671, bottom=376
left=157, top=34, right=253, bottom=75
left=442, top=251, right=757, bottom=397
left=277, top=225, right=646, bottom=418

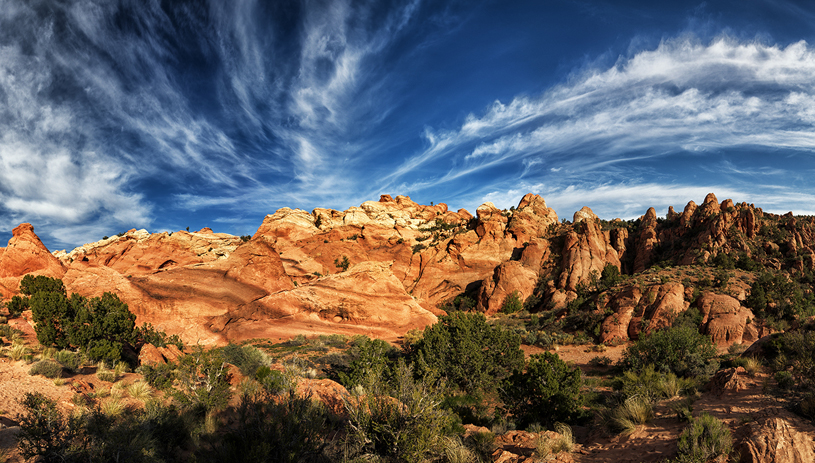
left=2, top=192, right=814, bottom=351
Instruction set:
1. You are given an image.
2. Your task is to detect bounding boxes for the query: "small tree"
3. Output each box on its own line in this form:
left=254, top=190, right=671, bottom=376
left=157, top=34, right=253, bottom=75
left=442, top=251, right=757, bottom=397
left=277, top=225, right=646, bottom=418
left=414, top=312, right=524, bottom=396
left=621, top=326, right=718, bottom=378
left=501, top=352, right=583, bottom=428
left=501, top=291, right=523, bottom=314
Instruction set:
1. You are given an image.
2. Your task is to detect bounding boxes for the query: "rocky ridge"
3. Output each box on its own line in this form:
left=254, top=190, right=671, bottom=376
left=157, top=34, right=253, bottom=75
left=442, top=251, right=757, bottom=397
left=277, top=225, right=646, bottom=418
left=0, top=192, right=809, bottom=348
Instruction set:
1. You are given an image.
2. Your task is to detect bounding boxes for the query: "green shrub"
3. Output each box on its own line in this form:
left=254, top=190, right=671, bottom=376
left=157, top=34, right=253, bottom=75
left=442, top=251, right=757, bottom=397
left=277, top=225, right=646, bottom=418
left=334, top=255, right=350, bottom=272
left=16, top=392, right=82, bottom=462
left=335, top=337, right=397, bottom=389
left=172, top=347, right=232, bottom=413
left=676, top=414, right=732, bottom=462
left=620, top=326, right=718, bottom=378
left=344, top=360, right=456, bottom=463
left=414, top=312, right=524, bottom=396
left=775, top=371, right=795, bottom=389
left=136, top=323, right=183, bottom=350
left=53, top=350, right=82, bottom=373
left=219, top=343, right=269, bottom=377
left=136, top=362, right=176, bottom=390
left=589, top=356, right=612, bottom=367
left=501, top=291, right=523, bottom=314
left=601, top=263, right=623, bottom=288
left=611, top=397, right=653, bottom=434
left=29, top=360, right=63, bottom=379
left=501, top=352, right=583, bottom=428
left=25, top=277, right=137, bottom=363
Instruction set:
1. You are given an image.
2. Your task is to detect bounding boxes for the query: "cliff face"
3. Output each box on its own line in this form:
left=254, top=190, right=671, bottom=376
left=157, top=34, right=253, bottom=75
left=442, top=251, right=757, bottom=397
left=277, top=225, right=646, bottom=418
left=1, top=192, right=808, bottom=346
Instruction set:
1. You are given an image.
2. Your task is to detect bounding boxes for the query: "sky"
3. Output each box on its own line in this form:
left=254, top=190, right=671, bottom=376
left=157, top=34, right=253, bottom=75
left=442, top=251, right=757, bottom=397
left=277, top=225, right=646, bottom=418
left=2, top=0, right=815, bottom=251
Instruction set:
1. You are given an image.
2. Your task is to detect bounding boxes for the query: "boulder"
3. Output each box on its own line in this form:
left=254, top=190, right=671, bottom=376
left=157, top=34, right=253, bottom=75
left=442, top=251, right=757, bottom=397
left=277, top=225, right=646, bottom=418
left=138, top=344, right=166, bottom=366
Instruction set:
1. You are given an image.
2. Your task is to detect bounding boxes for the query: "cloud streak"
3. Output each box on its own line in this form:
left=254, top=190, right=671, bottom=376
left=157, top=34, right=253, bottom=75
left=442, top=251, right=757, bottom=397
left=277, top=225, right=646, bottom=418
left=390, top=36, right=815, bottom=192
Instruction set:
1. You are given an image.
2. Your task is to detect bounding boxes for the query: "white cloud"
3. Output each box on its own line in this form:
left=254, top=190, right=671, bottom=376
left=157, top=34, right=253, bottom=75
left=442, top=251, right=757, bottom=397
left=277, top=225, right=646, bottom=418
left=390, top=36, right=815, bottom=190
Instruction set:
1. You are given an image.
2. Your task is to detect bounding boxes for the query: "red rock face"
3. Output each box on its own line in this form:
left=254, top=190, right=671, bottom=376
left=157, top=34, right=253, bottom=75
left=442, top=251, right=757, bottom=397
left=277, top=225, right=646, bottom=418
left=0, top=223, right=65, bottom=297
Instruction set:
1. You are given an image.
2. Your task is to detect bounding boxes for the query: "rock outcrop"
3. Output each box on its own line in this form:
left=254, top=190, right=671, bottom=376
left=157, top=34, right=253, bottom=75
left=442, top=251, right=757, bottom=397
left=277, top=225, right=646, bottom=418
left=0, top=223, right=65, bottom=297
left=697, top=292, right=758, bottom=348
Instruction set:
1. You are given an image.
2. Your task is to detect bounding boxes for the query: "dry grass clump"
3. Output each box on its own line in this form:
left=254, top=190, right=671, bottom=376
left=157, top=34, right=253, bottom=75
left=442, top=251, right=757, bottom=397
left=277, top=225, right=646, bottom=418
left=608, top=397, right=654, bottom=435
left=443, top=437, right=476, bottom=463
left=534, top=423, right=575, bottom=459
left=100, top=397, right=126, bottom=417
left=126, top=381, right=153, bottom=401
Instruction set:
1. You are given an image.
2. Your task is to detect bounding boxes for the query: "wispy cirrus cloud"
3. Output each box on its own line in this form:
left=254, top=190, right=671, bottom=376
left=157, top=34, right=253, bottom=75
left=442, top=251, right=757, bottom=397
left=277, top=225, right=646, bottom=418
left=386, top=35, right=815, bottom=194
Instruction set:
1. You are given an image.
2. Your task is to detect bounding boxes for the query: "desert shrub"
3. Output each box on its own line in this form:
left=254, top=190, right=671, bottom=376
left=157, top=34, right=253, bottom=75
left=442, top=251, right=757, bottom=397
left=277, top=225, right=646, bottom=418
left=334, top=255, right=350, bottom=272
left=775, top=371, right=795, bottom=389
left=589, top=356, right=612, bottom=367
left=344, top=360, right=456, bottom=463
left=126, top=381, right=153, bottom=401
left=501, top=291, right=523, bottom=314
left=29, top=360, right=63, bottom=379
left=670, top=397, right=696, bottom=423
left=203, top=389, right=331, bottom=463
left=675, top=414, right=732, bottom=462
left=20, top=274, right=66, bottom=296
left=746, top=271, right=815, bottom=321
left=54, top=350, right=82, bottom=373
left=620, top=326, right=718, bottom=378
left=414, top=312, right=524, bottom=396
left=600, top=263, right=623, bottom=288
left=172, top=347, right=232, bottom=414
left=25, top=277, right=137, bottom=363
left=136, top=362, right=176, bottom=390
left=534, top=423, right=575, bottom=457
left=438, top=293, right=477, bottom=313
left=255, top=366, right=291, bottom=395
left=501, top=352, right=583, bottom=428
left=463, top=431, right=497, bottom=462
left=219, top=343, right=269, bottom=377
left=765, top=330, right=815, bottom=388
left=16, top=392, right=82, bottom=462
left=95, top=365, right=118, bottom=383
left=610, top=397, right=653, bottom=434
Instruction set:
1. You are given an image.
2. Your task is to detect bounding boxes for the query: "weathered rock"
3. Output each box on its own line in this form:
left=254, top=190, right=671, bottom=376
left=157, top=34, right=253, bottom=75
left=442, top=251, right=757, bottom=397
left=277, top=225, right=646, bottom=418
left=697, top=292, right=758, bottom=348
left=708, top=366, right=748, bottom=396
left=599, top=283, right=687, bottom=343
left=477, top=260, right=538, bottom=315
left=738, top=415, right=815, bottom=463
left=558, top=219, right=622, bottom=292
left=297, top=378, right=349, bottom=416
left=56, top=228, right=241, bottom=276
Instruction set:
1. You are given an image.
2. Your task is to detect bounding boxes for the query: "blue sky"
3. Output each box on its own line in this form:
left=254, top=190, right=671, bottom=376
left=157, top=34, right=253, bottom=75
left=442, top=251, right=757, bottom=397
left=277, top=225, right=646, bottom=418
left=2, top=0, right=815, bottom=250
